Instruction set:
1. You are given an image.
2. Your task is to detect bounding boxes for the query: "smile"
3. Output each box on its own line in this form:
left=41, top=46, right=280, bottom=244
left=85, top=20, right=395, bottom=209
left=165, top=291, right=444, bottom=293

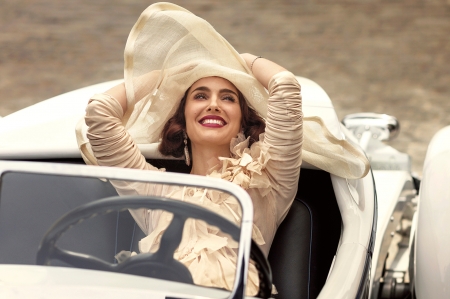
left=199, top=116, right=227, bottom=127
left=202, top=119, right=224, bottom=125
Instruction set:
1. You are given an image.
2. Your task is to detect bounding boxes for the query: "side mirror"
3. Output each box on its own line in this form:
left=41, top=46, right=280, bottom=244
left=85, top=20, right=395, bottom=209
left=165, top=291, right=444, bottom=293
left=342, top=113, right=400, bottom=142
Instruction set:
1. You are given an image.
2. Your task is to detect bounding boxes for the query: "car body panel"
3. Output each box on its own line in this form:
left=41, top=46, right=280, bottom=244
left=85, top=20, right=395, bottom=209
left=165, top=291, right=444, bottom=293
left=415, top=125, right=450, bottom=299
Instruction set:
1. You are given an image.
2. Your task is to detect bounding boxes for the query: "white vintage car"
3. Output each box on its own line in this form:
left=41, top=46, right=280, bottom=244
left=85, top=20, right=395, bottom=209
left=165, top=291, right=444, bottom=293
left=0, top=76, right=448, bottom=299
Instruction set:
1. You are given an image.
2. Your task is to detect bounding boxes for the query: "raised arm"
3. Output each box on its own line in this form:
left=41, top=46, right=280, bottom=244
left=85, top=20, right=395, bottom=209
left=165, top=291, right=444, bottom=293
left=241, top=54, right=303, bottom=224
left=240, top=53, right=286, bottom=89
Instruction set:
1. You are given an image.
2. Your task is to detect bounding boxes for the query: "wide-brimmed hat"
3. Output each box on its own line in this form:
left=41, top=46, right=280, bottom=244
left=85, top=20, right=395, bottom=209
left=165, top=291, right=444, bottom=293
left=121, top=2, right=268, bottom=145
left=76, top=2, right=370, bottom=180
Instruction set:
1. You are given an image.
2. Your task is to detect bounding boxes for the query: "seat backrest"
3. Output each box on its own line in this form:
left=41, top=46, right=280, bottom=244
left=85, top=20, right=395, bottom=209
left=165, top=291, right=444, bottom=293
left=268, top=168, right=341, bottom=299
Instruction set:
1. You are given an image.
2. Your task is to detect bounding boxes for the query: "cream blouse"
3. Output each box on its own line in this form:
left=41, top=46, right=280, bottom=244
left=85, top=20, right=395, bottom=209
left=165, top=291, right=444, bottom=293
left=84, top=71, right=302, bottom=295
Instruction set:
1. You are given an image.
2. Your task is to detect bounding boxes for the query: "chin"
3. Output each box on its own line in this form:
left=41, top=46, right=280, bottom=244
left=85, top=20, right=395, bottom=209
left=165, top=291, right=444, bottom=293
left=195, top=134, right=235, bottom=147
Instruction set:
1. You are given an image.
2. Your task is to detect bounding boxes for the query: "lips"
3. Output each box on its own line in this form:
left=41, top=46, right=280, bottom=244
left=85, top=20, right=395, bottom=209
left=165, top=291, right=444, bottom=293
left=199, top=115, right=227, bottom=127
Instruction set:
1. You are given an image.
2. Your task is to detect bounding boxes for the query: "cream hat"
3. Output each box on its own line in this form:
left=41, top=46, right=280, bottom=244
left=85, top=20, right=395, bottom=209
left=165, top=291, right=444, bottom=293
left=76, top=2, right=370, bottom=179
left=122, top=2, right=268, bottom=145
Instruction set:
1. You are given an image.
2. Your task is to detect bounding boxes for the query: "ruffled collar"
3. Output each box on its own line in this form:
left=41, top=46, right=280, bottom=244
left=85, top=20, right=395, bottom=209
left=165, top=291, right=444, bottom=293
left=208, top=132, right=272, bottom=197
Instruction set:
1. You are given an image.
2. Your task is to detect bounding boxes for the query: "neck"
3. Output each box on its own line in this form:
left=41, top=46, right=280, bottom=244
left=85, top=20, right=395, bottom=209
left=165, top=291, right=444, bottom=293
left=189, top=143, right=230, bottom=176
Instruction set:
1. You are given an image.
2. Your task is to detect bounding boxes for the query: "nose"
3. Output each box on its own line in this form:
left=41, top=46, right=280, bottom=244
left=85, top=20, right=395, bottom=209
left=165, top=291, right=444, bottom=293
left=207, top=95, right=220, bottom=112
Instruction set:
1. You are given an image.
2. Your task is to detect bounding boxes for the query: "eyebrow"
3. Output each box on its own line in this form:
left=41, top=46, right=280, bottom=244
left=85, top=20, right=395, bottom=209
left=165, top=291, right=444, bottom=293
left=190, top=86, right=238, bottom=97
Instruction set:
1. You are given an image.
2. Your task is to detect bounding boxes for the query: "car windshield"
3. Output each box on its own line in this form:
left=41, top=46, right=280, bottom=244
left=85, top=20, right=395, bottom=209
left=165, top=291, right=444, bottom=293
left=0, top=161, right=251, bottom=298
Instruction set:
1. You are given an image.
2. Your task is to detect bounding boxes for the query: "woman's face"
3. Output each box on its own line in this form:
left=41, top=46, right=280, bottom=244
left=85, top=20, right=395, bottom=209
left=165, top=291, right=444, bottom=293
left=184, top=76, right=242, bottom=149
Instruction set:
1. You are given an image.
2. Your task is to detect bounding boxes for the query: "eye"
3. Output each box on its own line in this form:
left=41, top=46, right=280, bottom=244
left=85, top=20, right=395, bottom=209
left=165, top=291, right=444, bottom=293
left=222, top=95, right=236, bottom=102
left=193, top=93, right=207, bottom=100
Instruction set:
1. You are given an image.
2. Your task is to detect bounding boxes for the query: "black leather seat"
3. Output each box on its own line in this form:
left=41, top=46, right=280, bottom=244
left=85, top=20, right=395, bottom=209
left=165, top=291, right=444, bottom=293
left=268, top=168, right=342, bottom=299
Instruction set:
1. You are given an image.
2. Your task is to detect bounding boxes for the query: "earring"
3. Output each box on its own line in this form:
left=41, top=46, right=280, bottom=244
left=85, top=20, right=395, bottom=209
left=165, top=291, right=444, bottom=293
left=183, top=131, right=190, bottom=166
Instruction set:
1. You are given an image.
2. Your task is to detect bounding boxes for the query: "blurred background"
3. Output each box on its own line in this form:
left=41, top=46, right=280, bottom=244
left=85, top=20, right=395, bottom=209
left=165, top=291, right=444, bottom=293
left=1, top=0, right=449, bottom=174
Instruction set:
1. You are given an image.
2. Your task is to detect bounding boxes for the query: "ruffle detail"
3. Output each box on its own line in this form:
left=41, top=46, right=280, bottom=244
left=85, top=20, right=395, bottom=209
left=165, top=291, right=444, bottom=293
left=209, top=132, right=272, bottom=197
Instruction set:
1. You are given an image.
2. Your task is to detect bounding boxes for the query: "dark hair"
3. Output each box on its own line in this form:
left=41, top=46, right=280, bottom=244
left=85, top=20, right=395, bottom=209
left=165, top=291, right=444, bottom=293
left=159, top=89, right=266, bottom=158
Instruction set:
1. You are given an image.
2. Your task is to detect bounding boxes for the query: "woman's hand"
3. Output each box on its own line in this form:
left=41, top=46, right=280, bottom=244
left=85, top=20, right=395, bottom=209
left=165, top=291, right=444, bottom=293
left=240, top=53, right=287, bottom=89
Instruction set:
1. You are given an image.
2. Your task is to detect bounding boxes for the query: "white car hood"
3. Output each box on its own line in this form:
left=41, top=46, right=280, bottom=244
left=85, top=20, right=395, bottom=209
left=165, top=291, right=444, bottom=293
left=0, top=80, right=122, bottom=159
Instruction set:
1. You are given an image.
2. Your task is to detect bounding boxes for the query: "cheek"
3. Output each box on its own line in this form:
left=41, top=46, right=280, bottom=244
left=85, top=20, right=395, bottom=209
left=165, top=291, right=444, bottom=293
left=184, top=106, right=199, bottom=135
left=186, top=111, right=200, bottom=126
left=184, top=103, right=198, bottom=121
left=227, top=110, right=243, bottom=135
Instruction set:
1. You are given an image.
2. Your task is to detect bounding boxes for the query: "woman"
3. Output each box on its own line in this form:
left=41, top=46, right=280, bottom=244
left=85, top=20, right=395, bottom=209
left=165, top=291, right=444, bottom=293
left=77, top=2, right=368, bottom=296
left=83, top=61, right=301, bottom=296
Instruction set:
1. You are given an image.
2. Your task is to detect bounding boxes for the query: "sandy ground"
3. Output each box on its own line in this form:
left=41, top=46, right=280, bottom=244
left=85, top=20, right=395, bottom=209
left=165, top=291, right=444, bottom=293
left=1, top=0, right=449, bottom=175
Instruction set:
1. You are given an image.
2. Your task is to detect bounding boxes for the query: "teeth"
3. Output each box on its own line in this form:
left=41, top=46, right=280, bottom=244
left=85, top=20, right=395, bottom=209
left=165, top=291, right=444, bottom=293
left=202, top=119, right=224, bottom=125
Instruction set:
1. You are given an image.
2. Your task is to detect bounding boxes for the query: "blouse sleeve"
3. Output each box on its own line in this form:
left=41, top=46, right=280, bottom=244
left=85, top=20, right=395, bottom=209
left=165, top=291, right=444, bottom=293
left=263, top=71, right=303, bottom=225
left=85, top=93, right=166, bottom=234
left=85, top=93, right=158, bottom=171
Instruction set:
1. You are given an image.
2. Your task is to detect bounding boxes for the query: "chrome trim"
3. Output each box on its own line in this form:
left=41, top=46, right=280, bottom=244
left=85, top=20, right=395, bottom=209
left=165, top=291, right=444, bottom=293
left=342, top=113, right=400, bottom=142
left=357, top=169, right=378, bottom=299
left=0, top=160, right=253, bottom=299
left=370, top=180, right=415, bottom=299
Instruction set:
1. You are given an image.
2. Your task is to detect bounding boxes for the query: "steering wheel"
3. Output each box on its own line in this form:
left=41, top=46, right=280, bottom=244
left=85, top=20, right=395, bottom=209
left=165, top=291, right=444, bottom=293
left=36, top=195, right=272, bottom=298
